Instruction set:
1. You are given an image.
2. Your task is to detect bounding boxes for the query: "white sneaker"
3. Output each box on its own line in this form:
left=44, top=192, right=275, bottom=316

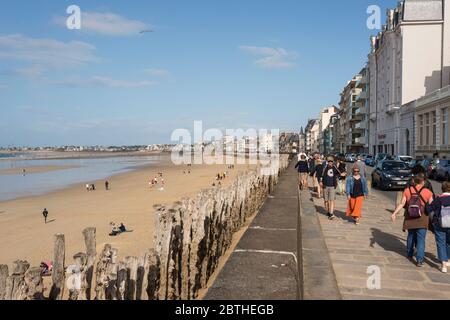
left=441, top=266, right=448, bottom=273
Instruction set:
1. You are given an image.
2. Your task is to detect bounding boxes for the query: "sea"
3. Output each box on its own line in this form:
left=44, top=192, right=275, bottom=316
left=0, top=154, right=165, bottom=201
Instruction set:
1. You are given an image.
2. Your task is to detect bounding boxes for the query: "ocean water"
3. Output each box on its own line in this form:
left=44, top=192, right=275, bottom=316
left=0, top=155, right=165, bottom=201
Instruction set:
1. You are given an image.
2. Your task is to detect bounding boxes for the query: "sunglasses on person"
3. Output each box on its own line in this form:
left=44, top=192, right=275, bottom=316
left=353, top=170, right=360, bottom=173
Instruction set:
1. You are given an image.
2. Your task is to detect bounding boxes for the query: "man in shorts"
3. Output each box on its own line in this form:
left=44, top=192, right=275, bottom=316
left=320, top=157, right=340, bottom=220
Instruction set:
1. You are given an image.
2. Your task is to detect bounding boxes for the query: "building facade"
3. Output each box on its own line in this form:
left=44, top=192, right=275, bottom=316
left=369, top=0, right=450, bottom=156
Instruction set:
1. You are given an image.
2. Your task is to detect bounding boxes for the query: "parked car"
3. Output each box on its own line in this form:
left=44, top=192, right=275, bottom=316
left=365, top=155, right=375, bottom=166
left=422, top=158, right=440, bottom=179
left=374, top=153, right=388, bottom=166
left=371, top=160, right=413, bottom=190
left=346, top=154, right=357, bottom=163
left=435, top=159, right=450, bottom=181
left=394, top=155, right=414, bottom=167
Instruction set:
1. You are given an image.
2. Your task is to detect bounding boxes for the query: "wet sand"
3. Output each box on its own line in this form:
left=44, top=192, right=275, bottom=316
left=0, top=165, right=78, bottom=175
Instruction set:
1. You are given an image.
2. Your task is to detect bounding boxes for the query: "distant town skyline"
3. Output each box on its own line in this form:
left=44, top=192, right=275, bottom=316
left=0, top=0, right=394, bottom=147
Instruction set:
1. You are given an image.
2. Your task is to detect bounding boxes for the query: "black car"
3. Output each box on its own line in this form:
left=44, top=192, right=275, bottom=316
left=371, top=160, right=413, bottom=190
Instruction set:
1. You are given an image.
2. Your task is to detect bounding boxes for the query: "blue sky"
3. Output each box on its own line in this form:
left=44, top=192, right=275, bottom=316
left=0, top=0, right=393, bottom=146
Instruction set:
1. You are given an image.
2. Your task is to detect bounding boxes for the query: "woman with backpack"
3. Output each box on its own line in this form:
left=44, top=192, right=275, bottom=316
left=429, top=181, right=450, bottom=273
left=346, top=166, right=369, bottom=225
left=391, top=175, right=434, bottom=267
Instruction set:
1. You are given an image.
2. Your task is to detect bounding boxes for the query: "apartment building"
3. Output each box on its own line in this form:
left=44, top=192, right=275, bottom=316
left=368, top=0, right=450, bottom=156
left=318, top=106, right=338, bottom=154
left=339, top=75, right=368, bottom=154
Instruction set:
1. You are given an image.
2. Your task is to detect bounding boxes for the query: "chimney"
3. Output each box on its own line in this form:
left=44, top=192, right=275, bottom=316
left=387, top=9, right=395, bottom=30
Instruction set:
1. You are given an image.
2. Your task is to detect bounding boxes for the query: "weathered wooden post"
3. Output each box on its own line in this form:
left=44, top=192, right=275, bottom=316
left=82, top=227, right=96, bottom=300
left=146, top=250, right=161, bottom=300
left=4, top=260, right=29, bottom=300
left=116, top=261, right=127, bottom=300
left=21, top=267, right=44, bottom=300
left=0, top=264, right=8, bottom=300
left=136, top=251, right=150, bottom=300
left=125, top=256, right=138, bottom=300
left=49, top=233, right=65, bottom=300
left=68, top=252, right=87, bottom=300
left=94, top=244, right=119, bottom=300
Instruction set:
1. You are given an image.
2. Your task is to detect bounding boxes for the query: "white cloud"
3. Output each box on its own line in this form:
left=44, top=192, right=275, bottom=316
left=52, top=76, right=155, bottom=88
left=239, top=45, right=298, bottom=69
left=54, top=12, right=150, bottom=36
left=144, top=68, right=170, bottom=77
left=0, top=34, right=97, bottom=70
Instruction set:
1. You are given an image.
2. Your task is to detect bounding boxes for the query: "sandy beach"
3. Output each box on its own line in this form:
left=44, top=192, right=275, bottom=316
left=0, top=156, right=253, bottom=270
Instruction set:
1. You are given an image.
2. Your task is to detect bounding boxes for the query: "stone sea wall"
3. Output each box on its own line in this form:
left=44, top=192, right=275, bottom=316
left=0, top=155, right=290, bottom=300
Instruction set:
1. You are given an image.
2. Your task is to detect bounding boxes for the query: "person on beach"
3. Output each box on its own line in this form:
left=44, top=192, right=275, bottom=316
left=295, top=154, right=310, bottom=190
left=337, top=157, right=347, bottom=195
left=320, top=157, right=340, bottom=220
left=42, top=208, right=48, bottom=224
left=429, top=182, right=450, bottom=273
left=391, top=175, right=434, bottom=267
left=346, top=166, right=369, bottom=225
left=313, top=158, right=324, bottom=198
left=109, top=222, right=120, bottom=236
left=119, top=223, right=127, bottom=233
left=105, top=180, right=109, bottom=191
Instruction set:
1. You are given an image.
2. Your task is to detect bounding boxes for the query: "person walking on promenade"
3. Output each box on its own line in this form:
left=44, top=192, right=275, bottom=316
left=42, top=208, right=48, bottom=224
left=429, top=181, right=450, bottom=273
left=346, top=166, right=369, bottom=225
left=391, top=175, right=434, bottom=267
left=313, top=158, right=324, bottom=198
left=295, top=154, right=310, bottom=190
left=337, top=157, right=347, bottom=195
left=320, top=157, right=340, bottom=220
left=353, top=155, right=367, bottom=178
left=308, top=154, right=317, bottom=188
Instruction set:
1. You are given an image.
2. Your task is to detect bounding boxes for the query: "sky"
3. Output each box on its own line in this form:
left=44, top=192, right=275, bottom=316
left=0, top=0, right=394, bottom=147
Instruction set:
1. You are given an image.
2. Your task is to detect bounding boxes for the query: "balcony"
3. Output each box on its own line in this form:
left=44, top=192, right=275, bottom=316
left=355, top=75, right=368, bottom=88
left=349, top=112, right=364, bottom=122
left=386, top=103, right=400, bottom=114
left=355, top=91, right=368, bottom=102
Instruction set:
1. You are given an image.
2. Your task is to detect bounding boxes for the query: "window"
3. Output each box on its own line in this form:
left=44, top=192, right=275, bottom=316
left=419, top=115, right=424, bottom=146
left=426, top=113, right=430, bottom=145
left=432, top=111, right=437, bottom=145
left=443, top=108, right=448, bottom=146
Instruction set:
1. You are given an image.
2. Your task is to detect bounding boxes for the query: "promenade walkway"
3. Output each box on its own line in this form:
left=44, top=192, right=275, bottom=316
left=310, top=186, right=450, bottom=300
left=205, top=161, right=301, bottom=300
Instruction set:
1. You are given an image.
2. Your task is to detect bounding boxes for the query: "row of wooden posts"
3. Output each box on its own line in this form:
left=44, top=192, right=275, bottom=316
left=0, top=155, right=290, bottom=300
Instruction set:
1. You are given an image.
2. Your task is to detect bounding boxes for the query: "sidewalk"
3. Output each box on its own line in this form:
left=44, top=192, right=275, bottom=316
left=310, top=187, right=450, bottom=300
left=205, top=161, right=301, bottom=300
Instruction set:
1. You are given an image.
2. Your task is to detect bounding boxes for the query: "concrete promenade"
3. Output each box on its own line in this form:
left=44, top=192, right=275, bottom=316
left=205, top=160, right=301, bottom=300
left=310, top=184, right=450, bottom=300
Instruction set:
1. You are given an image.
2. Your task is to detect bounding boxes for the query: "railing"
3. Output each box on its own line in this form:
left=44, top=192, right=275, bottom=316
left=416, top=85, right=450, bottom=108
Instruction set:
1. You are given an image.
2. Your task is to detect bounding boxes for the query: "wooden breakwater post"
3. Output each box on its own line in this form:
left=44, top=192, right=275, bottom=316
left=49, top=234, right=65, bottom=300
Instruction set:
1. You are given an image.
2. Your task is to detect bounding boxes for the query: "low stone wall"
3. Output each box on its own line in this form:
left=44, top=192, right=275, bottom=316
left=0, top=155, right=290, bottom=300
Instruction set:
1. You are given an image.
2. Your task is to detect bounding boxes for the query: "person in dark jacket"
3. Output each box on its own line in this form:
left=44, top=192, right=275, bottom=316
left=429, top=182, right=450, bottom=273
left=313, top=159, right=324, bottom=199
left=319, top=157, right=341, bottom=220
left=295, top=155, right=310, bottom=190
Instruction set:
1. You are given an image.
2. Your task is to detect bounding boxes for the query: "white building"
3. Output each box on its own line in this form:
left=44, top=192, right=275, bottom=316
left=368, top=0, right=450, bottom=156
